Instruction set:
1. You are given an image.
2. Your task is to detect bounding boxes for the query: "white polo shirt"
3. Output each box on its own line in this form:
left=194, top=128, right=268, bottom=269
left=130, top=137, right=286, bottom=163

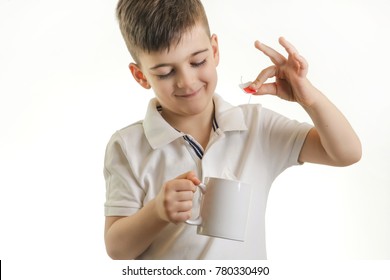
left=104, top=94, right=312, bottom=259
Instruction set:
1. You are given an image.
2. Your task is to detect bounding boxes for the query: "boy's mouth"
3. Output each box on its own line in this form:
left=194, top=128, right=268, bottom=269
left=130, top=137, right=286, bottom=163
left=176, top=87, right=202, bottom=98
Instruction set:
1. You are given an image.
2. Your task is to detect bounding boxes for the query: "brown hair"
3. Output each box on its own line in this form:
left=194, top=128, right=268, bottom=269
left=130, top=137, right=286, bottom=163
left=116, top=0, right=211, bottom=63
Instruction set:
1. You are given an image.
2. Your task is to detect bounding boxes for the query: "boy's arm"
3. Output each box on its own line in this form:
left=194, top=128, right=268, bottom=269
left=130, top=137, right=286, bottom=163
left=249, top=37, right=362, bottom=166
left=298, top=84, right=361, bottom=166
left=104, top=200, right=168, bottom=260
left=104, top=172, right=199, bottom=259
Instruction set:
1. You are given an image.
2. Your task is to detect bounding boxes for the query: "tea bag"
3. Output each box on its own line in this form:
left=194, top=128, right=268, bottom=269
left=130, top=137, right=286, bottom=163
left=239, top=80, right=255, bottom=104
left=239, top=81, right=257, bottom=94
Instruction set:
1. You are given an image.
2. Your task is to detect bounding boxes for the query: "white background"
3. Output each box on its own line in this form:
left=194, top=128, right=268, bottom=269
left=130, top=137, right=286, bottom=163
left=0, top=0, right=389, bottom=278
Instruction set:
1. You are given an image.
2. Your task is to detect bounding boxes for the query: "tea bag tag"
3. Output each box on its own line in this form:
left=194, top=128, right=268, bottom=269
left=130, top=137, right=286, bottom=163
left=239, top=80, right=255, bottom=104
left=239, top=81, right=257, bottom=94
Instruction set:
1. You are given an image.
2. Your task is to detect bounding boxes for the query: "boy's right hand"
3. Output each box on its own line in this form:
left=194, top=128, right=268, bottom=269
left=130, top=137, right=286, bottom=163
left=155, top=171, right=201, bottom=224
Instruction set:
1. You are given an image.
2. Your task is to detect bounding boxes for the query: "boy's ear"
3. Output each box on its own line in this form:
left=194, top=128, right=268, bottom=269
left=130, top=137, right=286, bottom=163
left=129, top=63, right=151, bottom=89
left=211, top=34, right=220, bottom=66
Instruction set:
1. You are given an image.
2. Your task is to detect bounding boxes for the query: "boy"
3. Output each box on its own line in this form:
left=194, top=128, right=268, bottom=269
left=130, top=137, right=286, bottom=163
left=104, top=0, right=361, bottom=259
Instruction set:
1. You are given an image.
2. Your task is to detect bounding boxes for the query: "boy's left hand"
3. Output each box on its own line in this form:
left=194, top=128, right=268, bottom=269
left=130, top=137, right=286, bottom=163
left=249, top=37, right=317, bottom=107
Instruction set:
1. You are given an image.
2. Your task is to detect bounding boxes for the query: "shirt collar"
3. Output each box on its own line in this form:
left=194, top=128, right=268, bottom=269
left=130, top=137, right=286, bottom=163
left=213, top=94, right=248, bottom=133
left=143, top=94, right=248, bottom=149
left=143, top=98, right=183, bottom=149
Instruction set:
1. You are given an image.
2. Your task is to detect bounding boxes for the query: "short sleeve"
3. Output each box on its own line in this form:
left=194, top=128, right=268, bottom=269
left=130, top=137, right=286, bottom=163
left=103, top=132, right=145, bottom=216
left=261, top=108, right=313, bottom=178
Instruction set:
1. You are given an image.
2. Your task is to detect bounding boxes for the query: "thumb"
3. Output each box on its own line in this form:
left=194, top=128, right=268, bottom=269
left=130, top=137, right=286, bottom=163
left=176, top=171, right=201, bottom=186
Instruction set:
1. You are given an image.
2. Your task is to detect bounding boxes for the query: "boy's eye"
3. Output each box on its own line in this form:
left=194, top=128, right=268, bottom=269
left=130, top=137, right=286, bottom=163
left=155, top=59, right=206, bottom=80
left=157, top=70, right=175, bottom=80
left=191, top=59, right=207, bottom=67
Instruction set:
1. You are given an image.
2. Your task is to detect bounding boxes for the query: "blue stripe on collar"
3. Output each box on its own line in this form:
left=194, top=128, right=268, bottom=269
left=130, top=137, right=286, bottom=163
left=183, top=135, right=204, bottom=159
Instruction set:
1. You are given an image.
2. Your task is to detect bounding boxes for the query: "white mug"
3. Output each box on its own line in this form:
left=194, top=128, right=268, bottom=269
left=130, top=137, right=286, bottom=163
left=186, top=177, right=251, bottom=242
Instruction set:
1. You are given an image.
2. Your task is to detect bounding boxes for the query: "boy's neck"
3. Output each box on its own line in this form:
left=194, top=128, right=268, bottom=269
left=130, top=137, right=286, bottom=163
left=161, top=102, right=214, bottom=149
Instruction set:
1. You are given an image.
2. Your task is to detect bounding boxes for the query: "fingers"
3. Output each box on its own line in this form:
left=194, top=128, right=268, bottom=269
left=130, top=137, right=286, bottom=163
left=251, top=65, right=276, bottom=90
left=186, top=172, right=201, bottom=186
left=248, top=65, right=278, bottom=96
left=278, top=37, right=298, bottom=57
left=175, top=171, right=195, bottom=180
left=255, top=83, right=278, bottom=96
left=166, top=192, right=193, bottom=215
left=279, top=37, right=308, bottom=73
left=255, top=37, right=307, bottom=69
left=157, top=172, right=200, bottom=223
left=293, top=52, right=309, bottom=74
left=176, top=171, right=201, bottom=187
left=163, top=186, right=195, bottom=223
left=255, top=40, right=285, bottom=65
left=249, top=37, right=309, bottom=96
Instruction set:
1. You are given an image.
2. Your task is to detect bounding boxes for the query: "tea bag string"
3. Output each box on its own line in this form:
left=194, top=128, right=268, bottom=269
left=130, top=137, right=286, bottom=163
left=241, top=76, right=252, bottom=104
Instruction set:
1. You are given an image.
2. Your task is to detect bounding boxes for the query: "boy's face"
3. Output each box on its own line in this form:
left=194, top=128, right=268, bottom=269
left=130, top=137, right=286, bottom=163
left=130, top=23, right=219, bottom=121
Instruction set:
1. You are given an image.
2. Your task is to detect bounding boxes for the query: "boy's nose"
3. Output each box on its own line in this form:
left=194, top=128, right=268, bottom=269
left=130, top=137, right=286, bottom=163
left=176, top=70, right=194, bottom=89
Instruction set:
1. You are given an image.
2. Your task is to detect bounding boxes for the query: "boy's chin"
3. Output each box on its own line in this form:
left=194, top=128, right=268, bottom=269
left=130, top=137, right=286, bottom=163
left=183, top=95, right=214, bottom=115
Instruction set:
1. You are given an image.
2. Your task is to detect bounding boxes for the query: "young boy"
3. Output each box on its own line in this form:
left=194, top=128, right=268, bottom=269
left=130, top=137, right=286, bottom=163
left=104, top=0, right=361, bottom=259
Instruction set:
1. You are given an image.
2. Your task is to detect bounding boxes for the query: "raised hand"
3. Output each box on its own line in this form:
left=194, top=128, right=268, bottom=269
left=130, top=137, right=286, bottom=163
left=249, top=37, right=318, bottom=107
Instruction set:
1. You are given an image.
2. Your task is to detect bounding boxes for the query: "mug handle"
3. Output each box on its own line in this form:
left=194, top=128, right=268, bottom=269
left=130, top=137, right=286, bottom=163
left=185, top=182, right=206, bottom=226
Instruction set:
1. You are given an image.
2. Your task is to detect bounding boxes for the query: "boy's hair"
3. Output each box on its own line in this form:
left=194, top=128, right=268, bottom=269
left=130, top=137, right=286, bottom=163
left=116, top=0, right=211, bottom=64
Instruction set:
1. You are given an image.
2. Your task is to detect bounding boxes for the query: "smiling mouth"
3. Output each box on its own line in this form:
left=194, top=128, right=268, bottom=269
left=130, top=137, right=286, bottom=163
left=176, top=88, right=202, bottom=98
